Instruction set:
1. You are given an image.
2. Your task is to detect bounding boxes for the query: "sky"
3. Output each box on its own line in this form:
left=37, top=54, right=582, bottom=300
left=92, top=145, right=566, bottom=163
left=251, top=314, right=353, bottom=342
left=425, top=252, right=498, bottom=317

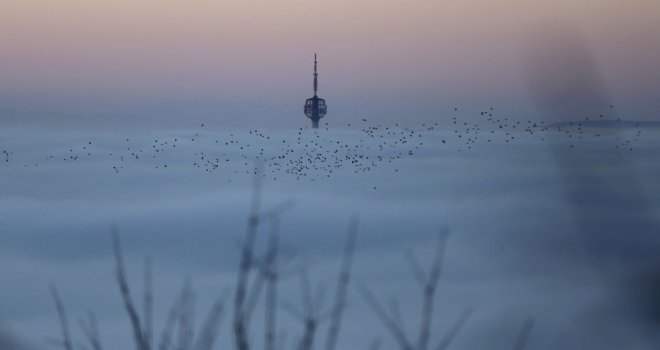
left=1, top=1, right=660, bottom=349
left=1, top=0, right=660, bottom=129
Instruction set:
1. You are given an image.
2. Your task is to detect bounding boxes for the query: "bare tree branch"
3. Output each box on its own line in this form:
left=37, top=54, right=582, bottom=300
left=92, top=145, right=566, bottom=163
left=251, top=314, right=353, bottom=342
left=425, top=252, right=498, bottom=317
left=296, top=269, right=318, bottom=350
left=434, top=307, right=474, bottom=350
left=403, top=249, right=426, bottom=289
left=264, top=214, right=281, bottom=350
left=357, top=284, right=413, bottom=350
left=276, top=331, right=287, bottom=350
left=296, top=318, right=317, bottom=350
left=313, top=283, right=327, bottom=319
left=50, top=285, right=74, bottom=350
left=369, top=337, right=382, bottom=350
left=388, top=298, right=405, bottom=334
left=242, top=199, right=295, bottom=350
left=194, top=289, right=230, bottom=350
left=112, top=229, right=147, bottom=350
left=79, top=311, right=103, bottom=350
left=299, top=268, right=314, bottom=320
left=158, top=283, right=186, bottom=350
left=513, top=317, right=534, bottom=350
left=286, top=267, right=333, bottom=350
left=144, top=258, right=153, bottom=350
left=243, top=271, right=265, bottom=328
left=176, top=280, right=195, bottom=350
left=233, top=161, right=264, bottom=350
left=417, top=230, right=449, bottom=350
left=324, top=216, right=358, bottom=350
left=281, top=301, right=305, bottom=323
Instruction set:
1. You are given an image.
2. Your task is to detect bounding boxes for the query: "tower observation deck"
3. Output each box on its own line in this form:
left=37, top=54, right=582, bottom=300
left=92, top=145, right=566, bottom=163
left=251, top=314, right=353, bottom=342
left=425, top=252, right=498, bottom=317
left=304, top=54, right=327, bottom=128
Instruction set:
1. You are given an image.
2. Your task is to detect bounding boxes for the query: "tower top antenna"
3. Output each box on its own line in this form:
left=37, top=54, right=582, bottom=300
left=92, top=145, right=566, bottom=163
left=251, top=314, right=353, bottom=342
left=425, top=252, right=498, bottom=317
left=313, top=54, right=318, bottom=96
left=304, top=53, right=327, bottom=128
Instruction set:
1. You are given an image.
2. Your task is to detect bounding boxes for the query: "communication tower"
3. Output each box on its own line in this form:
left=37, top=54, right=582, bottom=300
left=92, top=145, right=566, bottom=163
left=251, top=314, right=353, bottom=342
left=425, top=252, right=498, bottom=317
left=304, top=54, right=327, bottom=128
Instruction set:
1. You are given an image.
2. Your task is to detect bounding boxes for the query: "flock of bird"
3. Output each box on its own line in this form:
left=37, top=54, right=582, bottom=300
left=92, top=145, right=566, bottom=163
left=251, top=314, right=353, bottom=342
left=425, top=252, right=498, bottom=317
left=0, top=110, right=654, bottom=183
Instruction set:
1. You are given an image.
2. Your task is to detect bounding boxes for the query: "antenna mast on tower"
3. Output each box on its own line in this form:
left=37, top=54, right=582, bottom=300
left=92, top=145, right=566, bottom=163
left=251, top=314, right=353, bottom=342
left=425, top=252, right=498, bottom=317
left=313, top=54, right=318, bottom=96
left=304, top=54, right=327, bottom=128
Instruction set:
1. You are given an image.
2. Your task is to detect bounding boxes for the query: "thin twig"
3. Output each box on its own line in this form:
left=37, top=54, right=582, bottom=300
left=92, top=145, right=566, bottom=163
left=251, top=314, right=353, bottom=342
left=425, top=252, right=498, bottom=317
left=403, top=249, right=426, bottom=289
left=233, top=161, right=264, bottom=350
left=50, top=285, right=73, bottom=350
left=513, top=317, right=534, bottom=350
left=357, top=284, right=413, bottom=350
left=417, top=230, right=449, bottom=350
left=324, top=216, right=358, bottom=350
left=144, top=258, right=153, bottom=350
left=285, top=267, right=330, bottom=350
left=112, top=230, right=147, bottom=350
left=434, top=307, right=474, bottom=350
left=276, top=331, right=287, bottom=350
left=296, top=268, right=317, bottom=350
left=79, top=311, right=103, bottom=350
left=158, top=283, right=186, bottom=350
left=243, top=271, right=265, bottom=328
left=299, top=268, right=314, bottom=320
left=388, top=298, right=405, bottom=334
left=264, top=214, right=281, bottom=350
left=176, top=280, right=195, bottom=350
left=194, top=289, right=230, bottom=350
left=281, top=301, right=305, bottom=322
left=369, top=337, right=382, bottom=350
left=296, top=318, right=317, bottom=350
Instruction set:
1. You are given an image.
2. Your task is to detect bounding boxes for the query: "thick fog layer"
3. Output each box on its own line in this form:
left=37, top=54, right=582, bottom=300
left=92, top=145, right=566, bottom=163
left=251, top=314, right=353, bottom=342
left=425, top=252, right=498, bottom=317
left=0, top=123, right=658, bottom=349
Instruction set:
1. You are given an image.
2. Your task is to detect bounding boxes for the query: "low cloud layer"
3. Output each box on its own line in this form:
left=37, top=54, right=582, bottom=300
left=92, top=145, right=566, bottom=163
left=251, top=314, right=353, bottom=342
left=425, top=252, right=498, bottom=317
left=0, top=125, right=658, bottom=349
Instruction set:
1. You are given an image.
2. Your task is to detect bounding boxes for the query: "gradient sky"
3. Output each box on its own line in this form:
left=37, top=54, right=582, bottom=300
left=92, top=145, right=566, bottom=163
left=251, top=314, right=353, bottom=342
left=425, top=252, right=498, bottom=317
left=2, top=2, right=660, bottom=349
left=1, top=0, right=659, bottom=129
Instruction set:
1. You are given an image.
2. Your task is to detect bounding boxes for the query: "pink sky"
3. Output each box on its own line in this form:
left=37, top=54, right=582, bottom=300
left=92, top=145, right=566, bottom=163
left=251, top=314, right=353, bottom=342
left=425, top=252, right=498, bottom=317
left=1, top=0, right=659, bottom=128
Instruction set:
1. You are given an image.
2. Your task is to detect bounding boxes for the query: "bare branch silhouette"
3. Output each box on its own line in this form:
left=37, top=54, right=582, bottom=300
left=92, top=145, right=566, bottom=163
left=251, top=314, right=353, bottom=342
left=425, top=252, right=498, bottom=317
left=299, top=268, right=314, bottom=320
left=360, top=229, right=465, bottom=350
left=417, top=230, right=449, bottom=350
left=176, top=280, right=195, bottom=350
left=233, top=161, right=264, bottom=350
left=434, top=307, right=474, bottom=350
left=281, top=300, right=305, bottom=322
left=324, top=216, right=358, bottom=350
left=243, top=271, right=265, bottom=328
left=284, top=267, right=332, bottom=350
left=388, top=298, right=405, bottom=333
left=296, top=269, right=317, bottom=350
left=50, top=285, right=74, bottom=350
left=369, top=337, right=382, bottom=350
left=112, top=229, right=147, bottom=350
left=79, top=311, right=103, bottom=350
left=144, top=258, right=153, bottom=350
left=513, top=318, right=534, bottom=350
left=158, top=284, right=185, bottom=350
left=276, top=331, right=287, bottom=350
left=358, top=284, right=413, bottom=350
left=404, top=249, right=426, bottom=289
left=194, top=289, right=230, bottom=350
left=264, top=214, right=281, bottom=350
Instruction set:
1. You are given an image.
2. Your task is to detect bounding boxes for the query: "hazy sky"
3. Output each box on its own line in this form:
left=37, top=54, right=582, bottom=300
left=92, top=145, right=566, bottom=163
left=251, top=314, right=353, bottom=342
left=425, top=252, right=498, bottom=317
left=1, top=0, right=659, bottom=129
left=2, top=2, right=660, bottom=348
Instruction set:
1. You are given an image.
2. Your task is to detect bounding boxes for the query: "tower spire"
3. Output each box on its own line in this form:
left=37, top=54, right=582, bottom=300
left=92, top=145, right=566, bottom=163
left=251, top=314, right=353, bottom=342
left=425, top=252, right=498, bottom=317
left=313, top=54, right=318, bottom=96
left=304, top=53, right=327, bottom=128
